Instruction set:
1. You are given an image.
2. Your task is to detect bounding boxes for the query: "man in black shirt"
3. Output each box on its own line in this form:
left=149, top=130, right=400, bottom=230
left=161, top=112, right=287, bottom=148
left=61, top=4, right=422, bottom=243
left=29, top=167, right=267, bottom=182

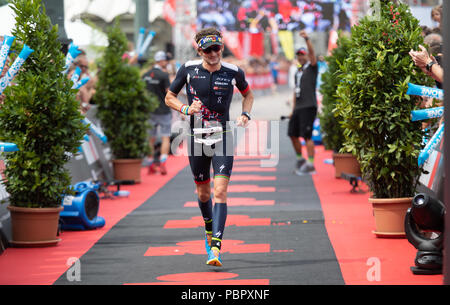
left=143, top=51, right=171, bottom=175
left=288, top=30, right=318, bottom=175
left=166, top=27, right=254, bottom=267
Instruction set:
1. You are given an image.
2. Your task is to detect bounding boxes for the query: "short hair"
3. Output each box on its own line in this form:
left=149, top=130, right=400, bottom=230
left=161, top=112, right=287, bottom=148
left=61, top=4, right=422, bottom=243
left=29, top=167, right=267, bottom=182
left=431, top=27, right=441, bottom=35
left=424, top=33, right=442, bottom=46
left=421, top=26, right=431, bottom=36
left=431, top=4, right=442, bottom=22
left=429, top=41, right=442, bottom=56
left=194, top=27, right=222, bottom=45
left=431, top=4, right=442, bottom=16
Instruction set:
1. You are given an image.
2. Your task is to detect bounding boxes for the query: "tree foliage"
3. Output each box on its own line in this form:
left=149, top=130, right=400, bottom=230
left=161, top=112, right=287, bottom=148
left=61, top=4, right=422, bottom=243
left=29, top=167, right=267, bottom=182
left=94, top=21, right=158, bottom=159
left=335, top=1, right=433, bottom=198
left=0, top=0, right=87, bottom=207
left=319, top=33, right=351, bottom=152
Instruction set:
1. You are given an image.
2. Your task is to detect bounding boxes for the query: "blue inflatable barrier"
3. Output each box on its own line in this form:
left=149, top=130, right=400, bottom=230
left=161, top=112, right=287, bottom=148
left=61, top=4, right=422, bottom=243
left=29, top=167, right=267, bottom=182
left=411, top=107, right=444, bottom=121
left=0, top=44, right=34, bottom=95
left=60, top=181, right=105, bottom=230
left=0, top=142, right=19, bottom=152
left=0, top=35, right=15, bottom=75
left=138, top=31, right=155, bottom=58
left=70, top=66, right=82, bottom=85
left=407, top=83, right=443, bottom=100
left=73, top=77, right=90, bottom=90
left=418, top=123, right=444, bottom=167
left=63, top=43, right=81, bottom=75
left=136, top=27, right=146, bottom=55
left=82, top=118, right=108, bottom=144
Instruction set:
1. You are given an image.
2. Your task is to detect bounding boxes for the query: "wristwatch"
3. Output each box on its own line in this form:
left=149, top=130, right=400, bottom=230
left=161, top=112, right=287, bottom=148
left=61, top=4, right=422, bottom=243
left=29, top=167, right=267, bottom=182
left=241, top=111, right=251, bottom=120
left=426, top=61, right=437, bottom=72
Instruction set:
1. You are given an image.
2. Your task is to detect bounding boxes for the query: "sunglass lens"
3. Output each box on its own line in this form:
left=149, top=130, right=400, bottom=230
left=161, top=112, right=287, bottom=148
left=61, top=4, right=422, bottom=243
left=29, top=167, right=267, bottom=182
left=204, top=45, right=221, bottom=54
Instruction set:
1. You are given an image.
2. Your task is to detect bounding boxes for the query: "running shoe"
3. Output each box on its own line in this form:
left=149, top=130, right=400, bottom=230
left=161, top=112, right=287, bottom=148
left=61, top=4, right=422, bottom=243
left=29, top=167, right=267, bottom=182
left=206, top=247, right=223, bottom=267
left=159, top=162, right=167, bottom=175
left=296, top=158, right=306, bottom=171
left=205, top=232, right=212, bottom=255
left=295, top=162, right=316, bottom=175
left=147, top=163, right=157, bottom=174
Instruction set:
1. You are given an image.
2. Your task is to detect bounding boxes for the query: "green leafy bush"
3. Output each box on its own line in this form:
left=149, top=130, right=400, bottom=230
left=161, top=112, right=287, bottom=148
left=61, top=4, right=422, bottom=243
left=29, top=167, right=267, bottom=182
left=335, top=0, right=433, bottom=198
left=94, top=21, right=157, bottom=159
left=319, top=33, right=351, bottom=152
left=0, top=0, right=87, bottom=208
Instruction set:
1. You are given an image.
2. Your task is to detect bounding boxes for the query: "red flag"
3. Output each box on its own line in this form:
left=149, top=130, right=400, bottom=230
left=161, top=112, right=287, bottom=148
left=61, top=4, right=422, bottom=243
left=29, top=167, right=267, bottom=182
left=238, top=32, right=264, bottom=57
left=222, top=30, right=243, bottom=59
left=163, top=0, right=176, bottom=26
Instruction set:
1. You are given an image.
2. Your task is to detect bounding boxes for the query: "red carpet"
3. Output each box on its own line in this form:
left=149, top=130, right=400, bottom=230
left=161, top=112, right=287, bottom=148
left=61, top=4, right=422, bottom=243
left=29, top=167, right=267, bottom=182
left=312, top=145, right=443, bottom=285
left=0, top=156, right=189, bottom=285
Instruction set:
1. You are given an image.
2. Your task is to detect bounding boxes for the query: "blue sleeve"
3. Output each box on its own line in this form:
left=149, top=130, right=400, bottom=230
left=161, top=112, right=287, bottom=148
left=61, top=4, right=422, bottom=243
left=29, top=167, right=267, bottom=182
left=235, top=67, right=250, bottom=94
left=169, top=64, right=187, bottom=94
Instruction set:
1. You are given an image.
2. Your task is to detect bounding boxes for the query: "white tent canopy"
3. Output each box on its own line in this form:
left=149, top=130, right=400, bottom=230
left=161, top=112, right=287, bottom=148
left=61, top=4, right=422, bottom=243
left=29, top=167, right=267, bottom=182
left=0, top=4, right=16, bottom=37
left=64, top=0, right=135, bottom=23
left=1, top=3, right=108, bottom=47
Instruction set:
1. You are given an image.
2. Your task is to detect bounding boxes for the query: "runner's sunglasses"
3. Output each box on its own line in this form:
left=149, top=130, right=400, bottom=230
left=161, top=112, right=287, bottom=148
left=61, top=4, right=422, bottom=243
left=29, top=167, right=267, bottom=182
left=202, top=45, right=222, bottom=54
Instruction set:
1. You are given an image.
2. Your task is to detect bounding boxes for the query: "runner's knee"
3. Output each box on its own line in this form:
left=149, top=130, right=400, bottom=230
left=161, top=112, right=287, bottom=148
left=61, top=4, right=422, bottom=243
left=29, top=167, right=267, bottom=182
left=197, top=184, right=211, bottom=202
left=214, top=184, right=228, bottom=202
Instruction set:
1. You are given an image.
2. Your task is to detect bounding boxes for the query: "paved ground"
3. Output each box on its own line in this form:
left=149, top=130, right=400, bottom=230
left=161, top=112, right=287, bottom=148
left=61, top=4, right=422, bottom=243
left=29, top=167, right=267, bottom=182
left=53, top=115, right=344, bottom=285
left=230, top=86, right=293, bottom=121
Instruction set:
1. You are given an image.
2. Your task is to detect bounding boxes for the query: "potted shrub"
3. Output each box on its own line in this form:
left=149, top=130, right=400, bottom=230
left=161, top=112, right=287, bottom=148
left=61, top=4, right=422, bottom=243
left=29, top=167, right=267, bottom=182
left=94, top=22, right=157, bottom=183
left=0, top=0, right=87, bottom=246
left=335, top=1, right=433, bottom=237
left=319, top=33, right=361, bottom=178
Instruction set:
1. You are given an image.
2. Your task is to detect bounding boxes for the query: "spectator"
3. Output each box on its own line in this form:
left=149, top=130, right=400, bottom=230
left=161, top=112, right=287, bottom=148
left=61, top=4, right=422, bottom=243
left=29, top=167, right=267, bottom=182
left=409, top=45, right=443, bottom=87
left=142, top=51, right=172, bottom=175
left=420, top=25, right=432, bottom=37
left=73, top=51, right=96, bottom=112
left=431, top=4, right=442, bottom=29
left=289, top=30, right=318, bottom=176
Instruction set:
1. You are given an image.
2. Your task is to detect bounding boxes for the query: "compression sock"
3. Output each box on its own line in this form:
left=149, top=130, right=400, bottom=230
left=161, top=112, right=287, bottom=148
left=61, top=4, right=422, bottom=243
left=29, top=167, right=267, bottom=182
left=211, top=203, right=227, bottom=251
left=198, top=198, right=213, bottom=233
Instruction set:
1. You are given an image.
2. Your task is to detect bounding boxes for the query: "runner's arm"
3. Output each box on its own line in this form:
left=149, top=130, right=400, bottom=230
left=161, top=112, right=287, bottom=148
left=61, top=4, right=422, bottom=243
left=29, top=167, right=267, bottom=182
left=164, top=64, right=200, bottom=114
left=165, top=90, right=201, bottom=115
left=241, top=88, right=254, bottom=114
left=237, top=88, right=254, bottom=127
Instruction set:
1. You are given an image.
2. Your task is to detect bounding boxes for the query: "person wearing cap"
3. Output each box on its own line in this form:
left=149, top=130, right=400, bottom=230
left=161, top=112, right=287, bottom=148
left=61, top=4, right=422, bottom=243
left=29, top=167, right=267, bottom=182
left=289, top=30, right=318, bottom=175
left=165, top=27, right=254, bottom=267
left=142, top=51, right=172, bottom=175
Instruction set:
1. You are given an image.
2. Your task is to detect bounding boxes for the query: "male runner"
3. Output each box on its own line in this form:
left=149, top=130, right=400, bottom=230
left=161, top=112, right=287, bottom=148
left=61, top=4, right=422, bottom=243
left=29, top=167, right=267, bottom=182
left=165, top=27, right=254, bottom=266
left=289, top=30, right=318, bottom=175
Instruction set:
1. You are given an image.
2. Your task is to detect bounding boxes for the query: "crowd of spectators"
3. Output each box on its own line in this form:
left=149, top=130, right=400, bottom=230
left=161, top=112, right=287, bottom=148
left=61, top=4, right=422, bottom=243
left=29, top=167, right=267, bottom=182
left=409, top=4, right=443, bottom=129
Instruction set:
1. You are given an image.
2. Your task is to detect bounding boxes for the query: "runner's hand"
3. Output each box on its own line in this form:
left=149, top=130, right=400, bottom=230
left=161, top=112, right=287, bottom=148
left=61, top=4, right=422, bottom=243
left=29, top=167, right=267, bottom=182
left=236, top=115, right=249, bottom=127
left=188, top=99, right=202, bottom=115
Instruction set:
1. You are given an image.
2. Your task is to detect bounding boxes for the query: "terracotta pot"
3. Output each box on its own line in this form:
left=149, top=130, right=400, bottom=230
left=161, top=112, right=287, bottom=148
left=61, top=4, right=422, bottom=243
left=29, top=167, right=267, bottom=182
left=7, top=205, right=63, bottom=247
left=369, top=197, right=413, bottom=238
left=112, top=159, right=142, bottom=183
left=333, top=153, right=361, bottom=178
